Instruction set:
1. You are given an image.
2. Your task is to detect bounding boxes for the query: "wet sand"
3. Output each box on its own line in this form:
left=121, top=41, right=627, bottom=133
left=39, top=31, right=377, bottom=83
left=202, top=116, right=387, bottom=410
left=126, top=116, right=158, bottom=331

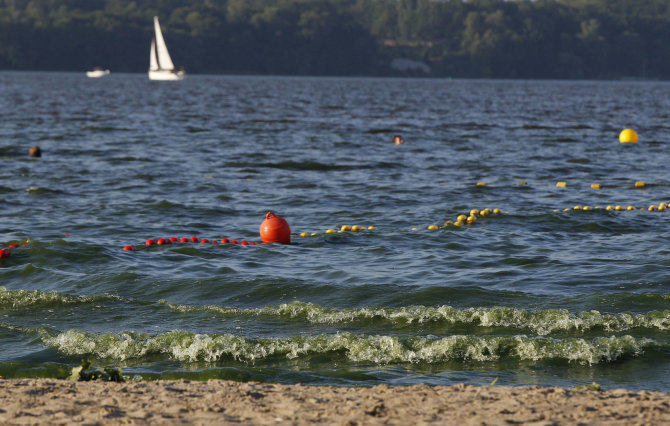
left=1, top=378, right=670, bottom=424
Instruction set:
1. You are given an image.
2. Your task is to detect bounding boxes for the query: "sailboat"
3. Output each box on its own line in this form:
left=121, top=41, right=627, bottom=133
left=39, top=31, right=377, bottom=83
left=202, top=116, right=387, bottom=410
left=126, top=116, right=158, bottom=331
left=148, top=16, right=185, bottom=81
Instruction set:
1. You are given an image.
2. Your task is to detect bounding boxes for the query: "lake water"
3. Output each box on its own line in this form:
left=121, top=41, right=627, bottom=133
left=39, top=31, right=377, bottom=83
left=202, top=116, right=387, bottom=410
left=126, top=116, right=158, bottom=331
left=1, top=72, right=670, bottom=391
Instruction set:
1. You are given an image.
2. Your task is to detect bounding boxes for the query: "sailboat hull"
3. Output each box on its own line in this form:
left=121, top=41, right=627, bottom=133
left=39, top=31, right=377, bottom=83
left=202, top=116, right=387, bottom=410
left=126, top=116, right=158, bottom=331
left=148, top=70, right=185, bottom=81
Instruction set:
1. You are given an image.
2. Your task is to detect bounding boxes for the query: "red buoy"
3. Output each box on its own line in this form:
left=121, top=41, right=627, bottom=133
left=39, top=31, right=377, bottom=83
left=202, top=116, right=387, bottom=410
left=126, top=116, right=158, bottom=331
left=221, top=238, right=230, bottom=243
left=157, top=238, right=167, bottom=246
left=180, top=237, right=189, bottom=243
left=123, top=245, right=136, bottom=251
left=146, top=239, right=156, bottom=246
left=259, top=211, right=291, bottom=244
left=169, top=237, right=178, bottom=242
left=0, top=248, right=10, bottom=258
left=191, top=236, right=199, bottom=242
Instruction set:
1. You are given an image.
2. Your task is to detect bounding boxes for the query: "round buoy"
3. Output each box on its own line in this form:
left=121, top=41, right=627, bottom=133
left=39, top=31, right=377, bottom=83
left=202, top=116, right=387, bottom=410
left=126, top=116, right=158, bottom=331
left=619, top=128, right=638, bottom=143
left=157, top=238, right=167, bottom=246
left=123, top=245, right=135, bottom=251
left=221, top=238, right=230, bottom=243
left=259, top=211, right=291, bottom=244
left=180, top=237, right=189, bottom=243
left=0, top=248, right=10, bottom=258
left=146, top=239, right=156, bottom=246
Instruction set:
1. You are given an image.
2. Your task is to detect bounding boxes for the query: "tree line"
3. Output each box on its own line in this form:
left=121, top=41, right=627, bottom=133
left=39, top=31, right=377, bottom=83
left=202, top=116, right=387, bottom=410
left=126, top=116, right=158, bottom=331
left=1, top=0, right=670, bottom=79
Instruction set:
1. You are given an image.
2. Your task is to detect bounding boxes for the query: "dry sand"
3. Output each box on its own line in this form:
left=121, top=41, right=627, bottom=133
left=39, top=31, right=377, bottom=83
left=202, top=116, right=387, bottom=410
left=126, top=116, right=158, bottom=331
left=1, top=378, right=670, bottom=425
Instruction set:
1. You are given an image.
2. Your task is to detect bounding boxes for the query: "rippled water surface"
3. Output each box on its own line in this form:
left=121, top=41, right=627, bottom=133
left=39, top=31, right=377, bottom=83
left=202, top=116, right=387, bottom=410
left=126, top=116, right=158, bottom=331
left=2, top=72, right=670, bottom=390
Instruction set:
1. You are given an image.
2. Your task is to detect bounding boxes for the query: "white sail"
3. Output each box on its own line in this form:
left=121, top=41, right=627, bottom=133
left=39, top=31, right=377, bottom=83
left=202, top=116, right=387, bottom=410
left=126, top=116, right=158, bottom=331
left=153, top=16, right=175, bottom=71
left=149, top=39, right=159, bottom=71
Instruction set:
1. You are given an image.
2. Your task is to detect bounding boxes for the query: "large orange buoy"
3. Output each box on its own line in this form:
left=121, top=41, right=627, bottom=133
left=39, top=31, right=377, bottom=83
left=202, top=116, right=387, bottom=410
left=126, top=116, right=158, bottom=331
left=260, top=211, right=291, bottom=244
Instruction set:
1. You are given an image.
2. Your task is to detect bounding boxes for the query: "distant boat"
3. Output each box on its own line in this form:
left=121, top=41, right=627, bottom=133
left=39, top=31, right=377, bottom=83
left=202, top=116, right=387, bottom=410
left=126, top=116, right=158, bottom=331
left=86, top=67, right=110, bottom=78
left=148, top=16, right=185, bottom=81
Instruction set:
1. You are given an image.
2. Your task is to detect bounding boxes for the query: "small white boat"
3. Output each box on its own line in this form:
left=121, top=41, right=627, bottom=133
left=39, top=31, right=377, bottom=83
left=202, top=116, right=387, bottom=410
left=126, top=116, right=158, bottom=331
left=148, top=16, right=185, bottom=81
left=86, top=67, right=110, bottom=78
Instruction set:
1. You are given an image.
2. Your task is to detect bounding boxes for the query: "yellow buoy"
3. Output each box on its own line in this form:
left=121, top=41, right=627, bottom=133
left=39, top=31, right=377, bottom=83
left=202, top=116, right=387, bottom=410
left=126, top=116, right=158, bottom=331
left=573, top=205, right=582, bottom=210
left=619, top=128, right=638, bottom=143
left=427, top=225, right=438, bottom=230
left=310, top=233, right=319, bottom=236
left=583, top=206, right=592, bottom=211
left=615, top=205, right=624, bottom=211
left=411, top=227, right=419, bottom=231
left=590, top=183, right=601, bottom=189
left=493, top=208, right=501, bottom=214
left=299, top=232, right=309, bottom=237
left=467, top=215, right=477, bottom=224
left=325, top=229, right=336, bottom=234
left=606, top=205, right=614, bottom=210
left=556, top=181, right=567, bottom=188
left=457, top=214, right=467, bottom=222
left=649, top=205, right=657, bottom=211
left=479, top=210, right=489, bottom=217
left=470, top=209, right=480, bottom=216
left=351, top=225, right=362, bottom=231
left=340, top=225, right=351, bottom=232
left=367, top=226, right=375, bottom=230
left=517, top=181, right=527, bottom=185
left=627, top=205, right=636, bottom=211
left=635, top=181, right=646, bottom=188
left=454, top=221, right=464, bottom=226
left=444, top=220, right=453, bottom=226
left=476, top=182, right=487, bottom=186
left=563, top=208, right=570, bottom=212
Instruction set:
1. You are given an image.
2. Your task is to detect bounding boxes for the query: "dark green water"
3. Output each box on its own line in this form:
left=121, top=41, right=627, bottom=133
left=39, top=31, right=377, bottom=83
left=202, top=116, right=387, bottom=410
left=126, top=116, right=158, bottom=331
left=1, top=72, right=670, bottom=390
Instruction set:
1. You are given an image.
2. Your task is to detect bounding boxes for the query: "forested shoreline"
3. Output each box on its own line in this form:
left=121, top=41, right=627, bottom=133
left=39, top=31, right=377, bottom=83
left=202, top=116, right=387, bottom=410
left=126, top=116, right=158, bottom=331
left=1, top=0, right=670, bottom=79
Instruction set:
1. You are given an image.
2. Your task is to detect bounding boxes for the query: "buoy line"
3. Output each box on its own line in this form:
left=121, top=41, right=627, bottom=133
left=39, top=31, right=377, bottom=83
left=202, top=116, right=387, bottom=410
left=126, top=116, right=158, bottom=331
left=123, top=237, right=260, bottom=251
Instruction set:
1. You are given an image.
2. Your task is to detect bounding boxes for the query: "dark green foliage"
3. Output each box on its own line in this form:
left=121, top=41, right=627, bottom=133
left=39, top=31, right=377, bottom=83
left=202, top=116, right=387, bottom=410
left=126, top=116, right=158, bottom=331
left=68, top=359, right=125, bottom=382
left=0, top=0, right=669, bottom=78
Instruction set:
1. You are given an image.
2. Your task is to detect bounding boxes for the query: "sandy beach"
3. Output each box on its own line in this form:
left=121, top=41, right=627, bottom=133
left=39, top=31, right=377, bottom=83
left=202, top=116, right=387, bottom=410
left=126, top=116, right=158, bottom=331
left=1, top=379, right=670, bottom=425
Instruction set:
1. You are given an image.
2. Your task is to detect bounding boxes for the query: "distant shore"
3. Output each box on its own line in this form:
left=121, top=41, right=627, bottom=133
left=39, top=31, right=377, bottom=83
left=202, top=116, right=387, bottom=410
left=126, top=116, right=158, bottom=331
left=1, top=378, right=670, bottom=424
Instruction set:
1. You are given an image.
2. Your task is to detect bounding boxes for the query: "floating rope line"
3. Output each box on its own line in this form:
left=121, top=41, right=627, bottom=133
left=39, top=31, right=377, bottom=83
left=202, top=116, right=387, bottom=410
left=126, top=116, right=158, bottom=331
left=123, top=237, right=260, bottom=251
left=470, top=180, right=656, bottom=189
left=0, top=241, right=31, bottom=259
left=554, top=201, right=670, bottom=213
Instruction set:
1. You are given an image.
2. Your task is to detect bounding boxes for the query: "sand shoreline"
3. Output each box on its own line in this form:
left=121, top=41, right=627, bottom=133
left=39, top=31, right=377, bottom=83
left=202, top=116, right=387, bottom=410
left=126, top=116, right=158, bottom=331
left=1, top=378, right=670, bottom=425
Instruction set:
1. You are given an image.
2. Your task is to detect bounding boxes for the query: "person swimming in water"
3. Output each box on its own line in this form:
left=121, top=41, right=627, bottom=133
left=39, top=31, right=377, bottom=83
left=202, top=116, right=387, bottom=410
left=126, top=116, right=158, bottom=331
left=393, top=135, right=404, bottom=145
